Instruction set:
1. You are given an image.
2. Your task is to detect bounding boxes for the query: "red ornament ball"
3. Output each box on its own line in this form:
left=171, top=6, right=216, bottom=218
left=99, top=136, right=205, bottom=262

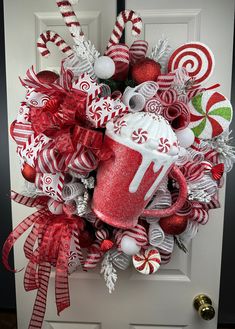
left=79, top=230, right=95, bottom=248
left=131, top=58, right=161, bottom=84
left=37, top=70, right=59, bottom=84
left=159, top=214, right=188, bottom=235
left=21, top=163, right=36, bottom=183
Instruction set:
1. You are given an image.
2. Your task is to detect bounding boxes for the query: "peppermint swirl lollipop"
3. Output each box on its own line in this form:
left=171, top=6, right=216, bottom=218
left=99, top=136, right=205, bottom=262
left=168, top=42, right=215, bottom=86
left=188, top=90, right=233, bottom=139
left=133, top=247, right=161, bottom=275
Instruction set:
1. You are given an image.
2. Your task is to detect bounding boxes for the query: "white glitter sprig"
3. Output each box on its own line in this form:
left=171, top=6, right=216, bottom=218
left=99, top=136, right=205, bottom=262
left=150, top=37, right=171, bottom=73
left=100, top=252, right=118, bottom=294
left=71, top=27, right=100, bottom=79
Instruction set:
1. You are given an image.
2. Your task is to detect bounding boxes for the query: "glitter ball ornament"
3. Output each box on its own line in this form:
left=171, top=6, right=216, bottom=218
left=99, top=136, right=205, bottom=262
left=159, top=214, right=188, bottom=235
left=120, top=236, right=141, bottom=255
left=131, top=58, right=161, bottom=84
left=176, top=127, right=195, bottom=148
left=21, top=163, right=36, bottom=183
left=94, top=56, right=116, bottom=79
left=36, top=70, right=59, bottom=84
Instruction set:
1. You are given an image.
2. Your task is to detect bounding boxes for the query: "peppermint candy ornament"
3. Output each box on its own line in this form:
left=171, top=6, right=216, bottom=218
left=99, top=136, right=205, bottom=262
left=133, top=247, right=161, bottom=275
left=132, top=128, right=148, bottom=144
left=168, top=42, right=215, bottom=86
left=188, top=91, right=233, bottom=139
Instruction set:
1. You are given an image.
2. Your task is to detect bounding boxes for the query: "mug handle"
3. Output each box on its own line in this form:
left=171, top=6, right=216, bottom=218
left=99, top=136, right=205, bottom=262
left=142, top=165, right=188, bottom=218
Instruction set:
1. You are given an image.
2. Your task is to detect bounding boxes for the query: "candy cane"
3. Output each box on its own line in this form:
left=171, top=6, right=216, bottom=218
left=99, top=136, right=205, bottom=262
left=56, top=0, right=83, bottom=38
left=37, top=31, right=74, bottom=57
left=107, top=10, right=143, bottom=49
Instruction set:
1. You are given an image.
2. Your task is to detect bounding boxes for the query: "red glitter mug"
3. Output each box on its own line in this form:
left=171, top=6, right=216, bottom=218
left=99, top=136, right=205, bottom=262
left=92, top=112, right=188, bottom=229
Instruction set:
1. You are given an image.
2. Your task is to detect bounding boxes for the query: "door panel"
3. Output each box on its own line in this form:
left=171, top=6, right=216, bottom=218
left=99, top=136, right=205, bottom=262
left=4, top=0, right=235, bottom=328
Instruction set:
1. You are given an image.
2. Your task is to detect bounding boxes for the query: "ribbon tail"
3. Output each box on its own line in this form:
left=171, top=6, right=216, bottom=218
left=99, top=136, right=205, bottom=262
left=24, top=249, right=40, bottom=292
left=11, top=191, right=48, bottom=208
left=55, top=225, right=71, bottom=315
left=2, top=208, right=48, bottom=272
left=28, top=262, right=51, bottom=329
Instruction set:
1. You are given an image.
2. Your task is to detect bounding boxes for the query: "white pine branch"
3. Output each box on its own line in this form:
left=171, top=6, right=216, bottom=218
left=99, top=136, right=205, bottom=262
left=101, top=252, right=118, bottom=294
left=150, top=37, right=172, bottom=73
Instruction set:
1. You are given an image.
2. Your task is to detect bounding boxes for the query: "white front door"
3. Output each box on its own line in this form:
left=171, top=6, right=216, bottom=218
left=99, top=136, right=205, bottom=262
left=4, top=0, right=234, bottom=329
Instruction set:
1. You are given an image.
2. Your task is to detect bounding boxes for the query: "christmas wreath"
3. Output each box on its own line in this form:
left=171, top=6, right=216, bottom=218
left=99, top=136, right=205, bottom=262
left=3, top=1, right=235, bottom=329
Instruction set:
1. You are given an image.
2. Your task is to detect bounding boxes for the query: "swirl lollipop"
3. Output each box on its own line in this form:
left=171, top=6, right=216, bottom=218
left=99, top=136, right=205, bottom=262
left=168, top=42, right=215, bottom=86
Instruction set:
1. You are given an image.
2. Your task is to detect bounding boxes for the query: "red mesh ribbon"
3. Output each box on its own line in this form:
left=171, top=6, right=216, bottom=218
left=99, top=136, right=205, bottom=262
left=30, top=90, right=87, bottom=135
left=159, top=89, right=190, bottom=130
left=2, top=208, right=84, bottom=329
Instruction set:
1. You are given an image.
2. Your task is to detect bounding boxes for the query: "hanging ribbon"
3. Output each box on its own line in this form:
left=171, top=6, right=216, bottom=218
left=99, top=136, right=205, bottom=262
left=2, top=207, right=85, bottom=329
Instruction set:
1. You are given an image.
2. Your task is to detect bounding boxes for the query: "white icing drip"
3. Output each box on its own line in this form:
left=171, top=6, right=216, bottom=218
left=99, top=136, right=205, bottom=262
left=106, top=113, right=179, bottom=202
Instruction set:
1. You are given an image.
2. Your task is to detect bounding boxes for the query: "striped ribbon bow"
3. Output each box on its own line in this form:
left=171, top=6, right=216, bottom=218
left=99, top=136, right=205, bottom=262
left=2, top=194, right=85, bottom=329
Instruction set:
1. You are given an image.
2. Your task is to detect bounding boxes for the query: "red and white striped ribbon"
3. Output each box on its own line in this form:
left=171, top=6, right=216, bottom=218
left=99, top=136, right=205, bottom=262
left=83, top=241, right=103, bottom=269
left=158, top=249, right=172, bottom=265
left=204, top=149, right=220, bottom=165
left=121, top=224, right=148, bottom=247
left=105, top=44, right=130, bottom=81
left=129, top=40, right=148, bottom=64
left=21, top=66, right=64, bottom=94
left=107, top=10, right=142, bottom=49
left=157, top=73, right=175, bottom=90
left=10, top=121, right=34, bottom=148
left=180, top=161, right=212, bottom=182
left=189, top=202, right=209, bottom=225
left=56, top=0, right=83, bottom=38
left=11, top=191, right=48, bottom=208
left=37, top=30, right=74, bottom=58
left=35, top=173, right=65, bottom=202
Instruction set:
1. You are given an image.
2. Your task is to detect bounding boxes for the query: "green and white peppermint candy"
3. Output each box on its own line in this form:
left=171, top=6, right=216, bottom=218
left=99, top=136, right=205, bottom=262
left=188, top=91, right=233, bottom=140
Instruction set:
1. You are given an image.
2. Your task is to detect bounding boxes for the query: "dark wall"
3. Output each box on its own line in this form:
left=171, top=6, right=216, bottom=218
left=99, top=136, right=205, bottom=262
left=0, top=0, right=16, bottom=310
left=218, top=14, right=235, bottom=326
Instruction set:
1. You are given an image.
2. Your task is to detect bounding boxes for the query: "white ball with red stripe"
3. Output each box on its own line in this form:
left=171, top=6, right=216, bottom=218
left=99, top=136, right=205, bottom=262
left=133, top=247, right=161, bottom=275
left=47, top=198, right=64, bottom=215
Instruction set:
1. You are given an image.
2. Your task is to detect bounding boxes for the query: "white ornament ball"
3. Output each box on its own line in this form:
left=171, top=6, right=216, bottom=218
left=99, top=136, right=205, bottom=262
left=94, top=56, right=115, bottom=79
left=120, top=236, right=141, bottom=256
left=48, top=198, right=64, bottom=215
left=176, top=127, right=195, bottom=148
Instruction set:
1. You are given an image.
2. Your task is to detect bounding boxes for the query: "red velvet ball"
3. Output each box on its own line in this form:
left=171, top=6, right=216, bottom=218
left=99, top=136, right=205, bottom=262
left=21, top=163, right=36, bottom=183
left=37, top=70, right=59, bottom=84
left=79, top=230, right=95, bottom=248
left=159, top=214, right=188, bottom=235
left=131, top=58, right=161, bottom=84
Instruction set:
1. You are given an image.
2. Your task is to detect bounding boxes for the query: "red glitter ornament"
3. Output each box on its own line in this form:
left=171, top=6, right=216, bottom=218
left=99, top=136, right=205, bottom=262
left=36, top=70, right=59, bottom=84
left=131, top=58, right=161, bottom=84
left=21, top=163, right=36, bottom=183
left=79, top=230, right=95, bottom=248
left=159, top=214, right=188, bottom=235
left=100, top=239, right=114, bottom=252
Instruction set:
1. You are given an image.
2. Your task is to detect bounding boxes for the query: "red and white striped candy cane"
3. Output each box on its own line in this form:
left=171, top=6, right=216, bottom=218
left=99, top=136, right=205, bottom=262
left=56, top=0, right=83, bottom=38
left=37, top=30, right=74, bottom=58
left=107, top=10, right=143, bottom=49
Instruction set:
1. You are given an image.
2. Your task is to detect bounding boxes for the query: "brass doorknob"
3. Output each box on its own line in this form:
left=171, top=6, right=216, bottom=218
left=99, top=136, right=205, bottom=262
left=193, top=294, right=215, bottom=321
